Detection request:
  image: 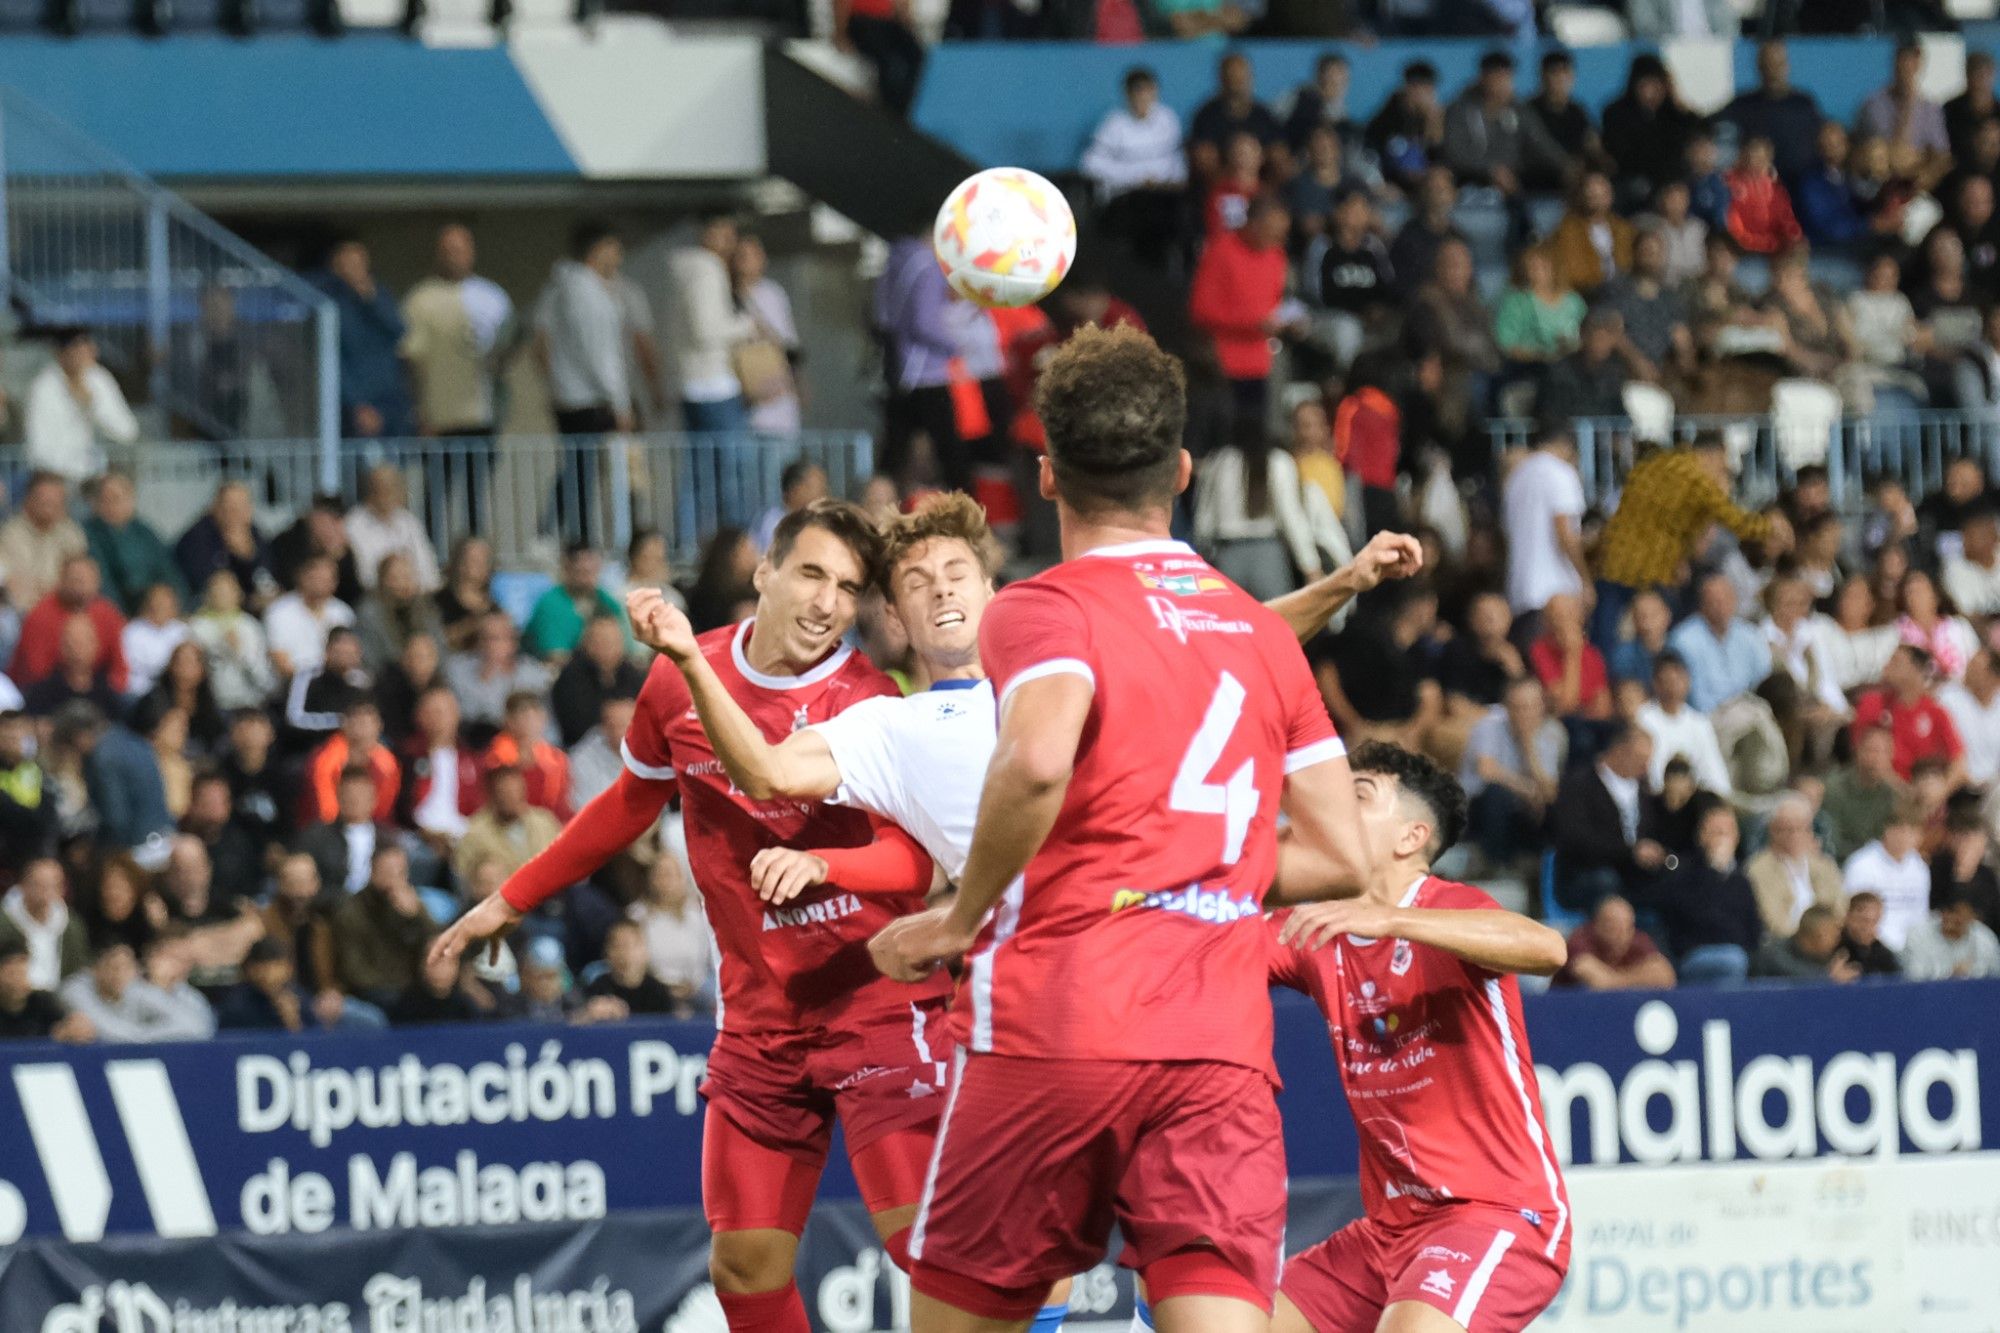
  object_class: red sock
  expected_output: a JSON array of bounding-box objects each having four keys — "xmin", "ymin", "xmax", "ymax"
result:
[{"xmin": 715, "ymin": 1283, "xmax": 810, "ymax": 1332}]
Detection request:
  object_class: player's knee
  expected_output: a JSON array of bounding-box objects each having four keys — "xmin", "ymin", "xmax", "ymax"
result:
[{"xmin": 709, "ymin": 1230, "xmax": 798, "ymax": 1293}]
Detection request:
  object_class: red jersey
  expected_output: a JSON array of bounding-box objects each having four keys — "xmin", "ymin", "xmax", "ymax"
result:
[
  {"xmin": 969, "ymin": 539, "xmax": 1343, "ymax": 1076},
  {"xmin": 1269, "ymin": 876, "xmax": 1570, "ymax": 1260},
  {"xmin": 1850, "ymin": 689, "xmax": 1963, "ymax": 779},
  {"xmin": 624, "ymin": 621, "xmax": 946, "ymax": 1034}
]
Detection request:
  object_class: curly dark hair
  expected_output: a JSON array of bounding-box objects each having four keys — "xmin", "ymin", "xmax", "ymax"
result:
[
  {"xmin": 769, "ymin": 498, "xmax": 886, "ymax": 589},
  {"xmin": 1348, "ymin": 741, "xmax": 1468, "ymax": 862},
  {"xmin": 1033, "ymin": 323, "xmax": 1187, "ymax": 518}
]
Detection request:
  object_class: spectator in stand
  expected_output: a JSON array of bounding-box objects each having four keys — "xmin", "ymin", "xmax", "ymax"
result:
[
  {"xmin": 1493, "ymin": 247, "xmax": 1584, "ymax": 390},
  {"xmin": 315, "ymin": 239, "xmax": 412, "ymax": 440},
  {"xmin": 836, "ymin": 0, "xmax": 923, "ymax": 116},
  {"xmin": 22, "ymin": 615, "xmax": 120, "ymax": 718},
  {"xmin": 356, "ymin": 552, "xmax": 445, "ymax": 676},
  {"xmin": 1851, "ymin": 644, "xmax": 1966, "ymax": 783},
  {"xmin": 1458, "ymin": 673, "xmax": 1563, "ymax": 872},
  {"xmin": 304, "ymin": 700, "xmax": 400, "ymax": 826},
  {"xmin": 1597, "ymin": 232, "xmax": 1694, "ymax": 382},
  {"xmin": 729, "ymin": 236, "xmax": 802, "ymax": 437},
  {"xmin": 1932, "ymin": 804, "xmax": 2000, "ymax": 933},
  {"xmin": 1855, "ymin": 41, "xmax": 1952, "ymax": 193},
  {"xmin": 271, "ymin": 495, "xmax": 364, "ymax": 608},
  {"xmin": 1946, "ymin": 51, "xmax": 1997, "ymax": 161},
  {"xmin": 454, "ymin": 765, "xmax": 561, "ymax": 885},
  {"xmin": 1552, "ymin": 725, "xmax": 1667, "ymax": 910},
  {"xmin": 535, "ymin": 224, "xmax": 658, "ymax": 521},
  {"xmin": 217, "ymin": 937, "xmax": 322, "ymax": 1032},
  {"xmin": 174, "ymin": 482, "xmax": 275, "ymax": 612},
  {"xmin": 1795, "ymin": 122, "xmax": 1874, "ymax": 249},
  {"xmin": 1637, "ymin": 652, "xmax": 1733, "ymax": 795},
  {"xmin": 1188, "ymin": 52, "xmax": 1281, "ymax": 182},
  {"xmin": 1634, "ymin": 802, "xmax": 1764, "ymax": 984},
  {"xmin": 1364, "ymin": 61, "xmax": 1443, "ymax": 195},
  {"xmin": 1751, "ymin": 905, "xmax": 1858, "ymax": 983},
  {"xmin": 1189, "ymin": 196, "xmax": 1297, "ymax": 422},
  {"xmin": 262, "ymin": 554, "xmax": 355, "ymax": 682},
  {"xmin": 221, "ymin": 709, "xmax": 285, "ymax": 853},
  {"xmin": 0, "ymin": 858, "xmax": 90, "ymax": 990},
  {"xmin": 569, "ymin": 694, "xmax": 635, "ymax": 810},
  {"xmin": 1823, "ymin": 724, "xmax": 1904, "ymax": 862},
  {"xmin": 13, "ymin": 554, "xmax": 128, "ymax": 693},
  {"xmin": 873, "ymin": 235, "xmax": 1005, "ymax": 495},
  {"xmin": 1943, "ymin": 117, "xmax": 2000, "ymax": 220},
  {"xmin": 281, "ymin": 625, "xmax": 370, "ymax": 758},
  {"xmin": 0, "ymin": 472, "xmax": 86, "ymax": 611},
  {"xmin": 1285, "ymin": 125, "xmax": 1346, "ymax": 245},
  {"xmin": 0, "ymin": 941, "xmax": 90, "ymax": 1041},
  {"xmin": 346, "ymin": 466, "xmax": 440, "ymax": 595},
  {"xmin": 398, "ymin": 684, "xmax": 482, "ymax": 857},
  {"xmin": 1842, "ymin": 794, "xmax": 1932, "ymax": 950},
  {"xmin": 670, "ymin": 211, "xmax": 754, "ymax": 441},
  {"xmin": 121, "ymin": 584, "xmax": 187, "ymax": 700},
  {"xmin": 1917, "ymin": 457, "xmax": 1992, "ymax": 555},
  {"xmin": 1530, "ymin": 591, "xmax": 1612, "ymax": 727},
  {"xmin": 551, "ymin": 614, "xmax": 647, "ymax": 749},
  {"xmin": 1388, "ymin": 166, "xmax": 1465, "ymax": 299},
  {"xmin": 1623, "ymin": 68, "xmax": 1703, "ymax": 200},
  {"xmin": 83, "ymin": 470, "xmax": 186, "ymax": 617},
  {"xmin": 182, "ymin": 771, "xmax": 262, "ymax": 903},
  {"xmin": 1442, "ymin": 51, "xmax": 1525, "ymax": 203},
  {"xmin": 390, "ymin": 950, "xmax": 487, "ymax": 1027},
  {"xmin": 1724, "ymin": 137, "xmax": 1804, "ymax": 256},
  {"xmin": 433, "ymin": 536, "xmax": 498, "ymax": 653},
  {"xmin": 1194, "ymin": 417, "xmax": 1344, "ymax": 601},
  {"xmin": 150, "ymin": 709, "xmax": 194, "ymax": 821},
  {"xmin": 751, "ymin": 461, "xmax": 828, "ymax": 556},
  {"xmin": 1761, "ymin": 573, "xmax": 1849, "ymax": 762},
  {"xmin": 1838, "ymin": 890, "xmax": 1902, "ymax": 975},
  {"xmin": 1436, "ymin": 591, "xmax": 1527, "ymax": 719},
  {"xmin": 188, "ymin": 572, "xmax": 276, "ymax": 713},
  {"xmin": 331, "ymin": 843, "xmax": 431, "ymax": 1011},
  {"xmin": 400, "ymin": 223, "xmax": 513, "ymax": 445},
  {"xmin": 582, "ymin": 918, "xmax": 680, "ymax": 1020},
  {"xmin": 1667, "ymin": 572, "xmax": 1772, "ymax": 713},
  {"xmin": 685, "ymin": 527, "xmax": 758, "ymax": 634},
  {"xmin": 0, "ymin": 710, "xmax": 56, "ymax": 868},
  {"xmin": 59, "ymin": 940, "xmax": 212, "ymax": 1043},
  {"xmin": 629, "ymin": 852, "xmax": 714, "ymax": 1013},
  {"xmin": 1548, "ymin": 169, "xmax": 1635, "ymax": 297},
  {"xmin": 1592, "ymin": 438, "xmax": 1786, "ymax": 652},
  {"xmin": 606, "ymin": 528, "xmax": 683, "ymax": 627},
  {"xmin": 1722, "ymin": 41, "xmax": 1825, "ymax": 185},
  {"xmin": 1081, "ymin": 68, "xmax": 1187, "ymax": 270},
  {"xmin": 24, "ymin": 328, "xmax": 138, "ymax": 484},
  {"xmin": 1551, "ymin": 894, "xmax": 1676, "ymax": 989},
  {"xmin": 1502, "ymin": 427, "xmax": 1588, "ymax": 632},
  {"xmin": 1747, "ymin": 791, "xmax": 1846, "ymax": 938},
  {"xmin": 502, "ymin": 935, "xmax": 578, "ymax": 1024},
  {"xmin": 1521, "ymin": 50, "xmax": 1596, "ymax": 193},
  {"xmin": 484, "ymin": 692, "xmax": 570, "ymax": 819},
  {"xmin": 1283, "ymin": 53, "xmax": 1355, "ymax": 155},
  {"xmin": 524, "ymin": 543, "xmax": 623, "ymax": 663},
  {"xmin": 1940, "ymin": 648, "xmax": 2000, "ymax": 786},
  {"xmin": 1942, "ymin": 506, "xmax": 2000, "ymax": 616},
  {"xmin": 1310, "ymin": 582, "xmax": 1442, "ymax": 755},
  {"xmin": 1848, "ymin": 254, "xmax": 1927, "ymax": 407},
  {"xmin": 1301, "ymin": 188, "xmax": 1396, "ymax": 369},
  {"xmin": 376, "ymin": 631, "xmax": 442, "ymax": 750},
  {"xmin": 1205, "ymin": 133, "xmax": 1264, "ymax": 241},
  {"xmin": 81, "ymin": 856, "xmax": 163, "ymax": 960},
  {"xmin": 1945, "ymin": 177, "xmax": 2000, "ymax": 299},
  {"xmin": 1894, "ymin": 569, "xmax": 1979, "ymax": 684},
  {"xmin": 1540, "ymin": 309, "xmax": 1654, "ymax": 423},
  {"xmin": 1406, "ymin": 238, "xmax": 1500, "ymax": 405},
  {"xmin": 1331, "ymin": 358, "xmax": 1404, "ymax": 537},
  {"xmin": 293, "ymin": 766, "xmax": 396, "ymax": 897},
  {"xmin": 1900, "ymin": 889, "xmax": 2000, "ymax": 979}
]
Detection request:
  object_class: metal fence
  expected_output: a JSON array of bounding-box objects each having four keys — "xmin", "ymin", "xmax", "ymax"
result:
[
  {"xmin": 1486, "ymin": 411, "xmax": 2000, "ymax": 512},
  {"xmin": 0, "ymin": 89, "xmax": 337, "ymax": 455},
  {"xmin": 25, "ymin": 430, "xmax": 875, "ymax": 570}
]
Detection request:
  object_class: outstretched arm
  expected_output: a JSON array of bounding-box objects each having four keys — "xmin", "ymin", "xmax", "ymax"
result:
[
  {"xmin": 1279, "ymin": 898, "xmax": 1568, "ymax": 976},
  {"xmin": 1269, "ymin": 753, "xmax": 1373, "ymax": 905},
  {"xmin": 626, "ymin": 587, "xmax": 842, "ymax": 801},
  {"xmin": 1264, "ymin": 531, "xmax": 1424, "ymax": 643},
  {"xmin": 749, "ymin": 819, "xmax": 940, "ymax": 904}
]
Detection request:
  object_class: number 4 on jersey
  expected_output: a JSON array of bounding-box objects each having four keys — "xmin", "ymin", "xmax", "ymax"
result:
[{"xmin": 1170, "ymin": 671, "xmax": 1260, "ymax": 865}]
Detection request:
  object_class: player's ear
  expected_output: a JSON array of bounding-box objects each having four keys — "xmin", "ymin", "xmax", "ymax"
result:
[
  {"xmin": 752, "ymin": 560, "xmax": 770, "ymax": 595},
  {"xmin": 882, "ymin": 594, "xmax": 909, "ymax": 639},
  {"xmin": 1399, "ymin": 820, "xmax": 1431, "ymax": 860},
  {"xmin": 1174, "ymin": 448, "xmax": 1193, "ymax": 497},
  {"xmin": 1038, "ymin": 454, "xmax": 1058, "ymax": 502}
]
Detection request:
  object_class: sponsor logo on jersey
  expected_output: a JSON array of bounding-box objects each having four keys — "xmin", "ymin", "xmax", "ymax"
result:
[
  {"xmin": 1135, "ymin": 570, "xmax": 1228, "ymax": 597},
  {"xmin": 1146, "ymin": 596, "xmax": 1254, "ymax": 645},
  {"xmin": 1109, "ymin": 884, "xmax": 1261, "ymax": 924},
  {"xmin": 763, "ymin": 893, "xmax": 865, "ymax": 931},
  {"xmin": 1419, "ymin": 1269, "xmax": 1456, "ymax": 1299},
  {"xmin": 1418, "ymin": 1245, "xmax": 1472, "ymax": 1264}
]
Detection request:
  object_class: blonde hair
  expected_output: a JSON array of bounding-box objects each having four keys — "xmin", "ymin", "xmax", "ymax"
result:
[{"xmin": 877, "ymin": 492, "xmax": 1002, "ymax": 593}]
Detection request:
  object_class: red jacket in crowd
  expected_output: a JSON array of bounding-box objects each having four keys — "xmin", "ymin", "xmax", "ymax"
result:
[
  {"xmin": 1334, "ymin": 386, "xmax": 1401, "ymax": 490},
  {"xmin": 1725, "ymin": 167, "xmax": 1803, "ymax": 255},
  {"xmin": 13, "ymin": 594, "xmax": 128, "ymax": 693},
  {"xmin": 484, "ymin": 733, "xmax": 572, "ymax": 820},
  {"xmin": 1189, "ymin": 227, "xmax": 1287, "ymax": 381}
]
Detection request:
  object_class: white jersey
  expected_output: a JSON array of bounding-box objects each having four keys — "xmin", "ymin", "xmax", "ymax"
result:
[{"xmin": 805, "ymin": 678, "xmax": 995, "ymax": 881}]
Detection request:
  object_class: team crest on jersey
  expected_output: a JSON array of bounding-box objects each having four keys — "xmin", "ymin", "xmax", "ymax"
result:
[
  {"xmin": 1391, "ymin": 939, "xmax": 1414, "ymax": 976},
  {"xmin": 1420, "ymin": 1271, "xmax": 1456, "ymax": 1299},
  {"xmin": 791, "ymin": 705, "xmax": 810, "ymax": 733},
  {"xmin": 1135, "ymin": 570, "xmax": 1228, "ymax": 597}
]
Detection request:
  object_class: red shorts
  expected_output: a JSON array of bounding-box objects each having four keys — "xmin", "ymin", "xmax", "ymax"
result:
[
  {"xmin": 910, "ymin": 1053, "xmax": 1286, "ymax": 1306},
  {"xmin": 1282, "ymin": 1204, "xmax": 1569, "ymax": 1333}
]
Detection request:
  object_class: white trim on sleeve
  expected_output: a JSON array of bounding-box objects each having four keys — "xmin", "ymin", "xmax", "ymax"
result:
[
  {"xmin": 620, "ymin": 738, "xmax": 677, "ymax": 782},
  {"xmin": 995, "ymin": 658, "xmax": 1096, "ymax": 711},
  {"xmin": 1284, "ymin": 735, "xmax": 1348, "ymax": 774}
]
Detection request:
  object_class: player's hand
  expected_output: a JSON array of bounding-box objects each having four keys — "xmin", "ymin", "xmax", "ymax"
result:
[
  {"xmin": 868, "ymin": 907, "xmax": 975, "ymax": 984},
  {"xmin": 626, "ymin": 587, "xmax": 699, "ymax": 664},
  {"xmin": 749, "ymin": 848, "xmax": 829, "ymax": 905},
  {"xmin": 1278, "ymin": 899, "xmax": 1395, "ymax": 951},
  {"xmin": 428, "ymin": 893, "xmax": 524, "ymax": 970},
  {"xmin": 1349, "ymin": 532, "xmax": 1424, "ymax": 593}
]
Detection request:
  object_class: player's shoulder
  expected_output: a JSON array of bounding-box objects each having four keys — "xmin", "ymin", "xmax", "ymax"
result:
[
  {"xmin": 830, "ymin": 648, "xmax": 901, "ymax": 701},
  {"xmin": 1416, "ymin": 876, "xmax": 1501, "ymax": 913}
]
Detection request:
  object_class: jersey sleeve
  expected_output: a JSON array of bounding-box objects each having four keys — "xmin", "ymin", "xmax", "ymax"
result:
[
  {"xmin": 808, "ymin": 694, "xmax": 907, "ymax": 819},
  {"xmin": 1273, "ymin": 631, "xmax": 1343, "ymax": 774},
  {"xmin": 978, "ymin": 580, "xmax": 1096, "ymax": 711},
  {"xmin": 1264, "ymin": 913, "xmax": 1317, "ymax": 996},
  {"xmin": 623, "ymin": 657, "xmax": 687, "ymax": 782}
]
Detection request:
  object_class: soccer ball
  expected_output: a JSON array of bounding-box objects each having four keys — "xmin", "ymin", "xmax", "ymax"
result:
[{"xmin": 933, "ymin": 167, "xmax": 1077, "ymax": 310}]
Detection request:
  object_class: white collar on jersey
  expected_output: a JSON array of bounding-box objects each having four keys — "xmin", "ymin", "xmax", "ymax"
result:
[
  {"xmin": 1078, "ymin": 538, "xmax": 1195, "ymax": 560},
  {"xmin": 730, "ymin": 619, "xmax": 855, "ymax": 691}
]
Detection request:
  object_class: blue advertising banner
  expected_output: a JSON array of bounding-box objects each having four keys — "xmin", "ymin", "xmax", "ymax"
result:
[{"xmin": 0, "ymin": 980, "xmax": 1991, "ymax": 1245}]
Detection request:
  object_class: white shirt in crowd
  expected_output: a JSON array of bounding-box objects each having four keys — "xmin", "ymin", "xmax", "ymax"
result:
[
  {"xmin": 1939, "ymin": 681, "xmax": 2000, "ymax": 786},
  {"xmin": 739, "ymin": 276, "xmax": 802, "ymax": 435},
  {"xmin": 630, "ymin": 895, "xmax": 717, "ymax": 995},
  {"xmin": 263, "ymin": 593, "xmax": 356, "ymax": 675},
  {"xmin": 1761, "ymin": 615, "xmax": 1850, "ymax": 716},
  {"xmin": 535, "ymin": 259, "xmax": 653, "ymax": 417},
  {"xmin": 1899, "ymin": 913, "xmax": 2000, "ymax": 980},
  {"xmin": 1597, "ymin": 762, "xmax": 1642, "ymax": 845},
  {"xmin": 343, "ymin": 822, "xmax": 377, "ymax": 895},
  {"xmin": 25, "ymin": 363, "xmax": 139, "ymax": 482},
  {"xmin": 1841, "ymin": 841, "xmax": 1932, "ymax": 950},
  {"xmin": 347, "ymin": 506, "xmax": 442, "ymax": 592},
  {"xmin": 2, "ymin": 886, "xmax": 71, "ymax": 990},
  {"xmin": 412, "ymin": 747, "xmax": 468, "ymax": 840},
  {"xmin": 122, "ymin": 618, "xmax": 189, "ymax": 698},
  {"xmin": 1635, "ymin": 699, "xmax": 1734, "ymax": 795},
  {"xmin": 1193, "ymin": 448, "xmax": 1350, "ymax": 582},
  {"xmin": 667, "ymin": 245, "xmax": 755, "ymax": 405},
  {"xmin": 1080, "ymin": 103, "xmax": 1188, "ymax": 199},
  {"xmin": 1943, "ymin": 553, "xmax": 2000, "ymax": 617},
  {"xmin": 1503, "ymin": 448, "xmax": 1586, "ymax": 615},
  {"xmin": 1816, "ymin": 613, "xmax": 1900, "ymax": 693},
  {"xmin": 58, "ymin": 972, "xmax": 214, "ymax": 1043}
]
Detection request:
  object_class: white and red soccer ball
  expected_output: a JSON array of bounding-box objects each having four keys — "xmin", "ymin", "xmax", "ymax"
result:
[{"xmin": 932, "ymin": 167, "xmax": 1077, "ymax": 310}]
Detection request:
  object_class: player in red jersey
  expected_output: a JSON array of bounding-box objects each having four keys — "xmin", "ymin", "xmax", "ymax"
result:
[
  {"xmin": 1269, "ymin": 742, "xmax": 1572, "ymax": 1333},
  {"xmin": 430, "ymin": 500, "xmax": 948, "ymax": 1333},
  {"xmin": 869, "ymin": 325, "xmax": 1377, "ymax": 1333}
]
